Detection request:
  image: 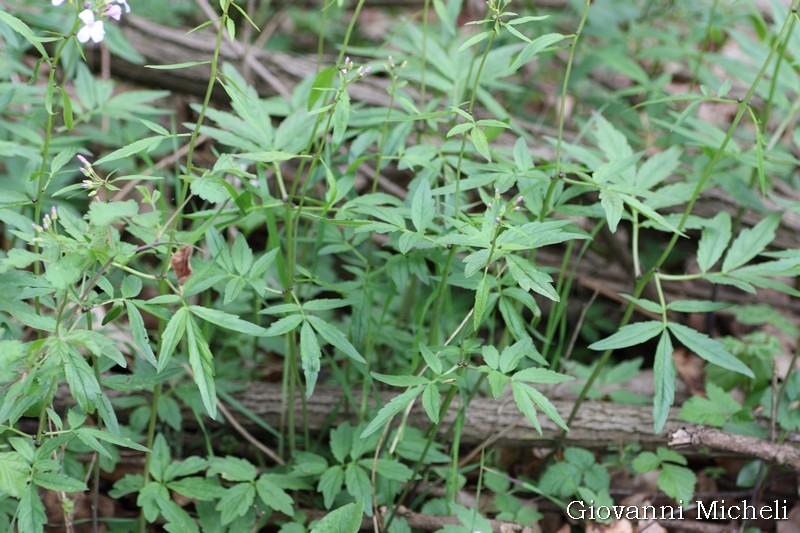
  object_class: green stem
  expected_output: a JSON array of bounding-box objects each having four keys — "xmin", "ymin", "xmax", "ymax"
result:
[
  {"xmin": 540, "ymin": 0, "xmax": 591, "ymax": 220},
  {"xmin": 180, "ymin": 0, "xmax": 233, "ymax": 213}
]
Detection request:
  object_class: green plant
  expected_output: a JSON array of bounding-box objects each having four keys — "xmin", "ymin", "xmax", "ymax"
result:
[{"xmin": 1, "ymin": 0, "xmax": 799, "ymax": 530}]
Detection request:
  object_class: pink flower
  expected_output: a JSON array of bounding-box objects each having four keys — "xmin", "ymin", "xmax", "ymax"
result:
[
  {"xmin": 107, "ymin": 4, "xmax": 122, "ymax": 20},
  {"xmin": 77, "ymin": 9, "xmax": 105, "ymax": 44},
  {"xmin": 52, "ymin": 0, "xmax": 65, "ymax": 5},
  {"xmin": 117, "ymin": 0, "xmax": 131, "ymax": 13}
]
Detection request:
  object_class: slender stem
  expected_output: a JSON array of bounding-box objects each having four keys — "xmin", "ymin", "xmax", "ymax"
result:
[
  {"xmin": 540, "ymin": 0, "xmax": 591, "ymax": 220},
  {"xmin": 181, "ymin": 0, "xmax": 233, "ymax": 211}
]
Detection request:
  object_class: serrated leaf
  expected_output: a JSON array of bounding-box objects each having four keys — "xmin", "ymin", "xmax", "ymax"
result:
[
  {"xmin": 666, "ymin": 300, "xmax": 731, "ymax": 313},
  {"xmin": 94, "ymin": 136, "xmax": 165, "ymax": 166},
  {"xmin": 256, "ymin": 475, "xmax": 294, "ymax": 516},
  {"xmin": 589, "ymin": 321, "xmax": 664, "ymax": 351},
  {"xmin": 505, "ymin": 255, "xmax": 559, "ymax": 301},
  {"xmin": 344, "ymin": 463, "xmax": 372, "ymax": 514},
  {"xmin": 697, "ymin": 212, "xmax": 731, "ymax": 272},
  {"xmin": 512, "ymin": 368, "xmax": 573, "ymax": 384},
  {"xmin": 667, "ymin": 322, "xmax": 754, "ymax": 377},
  {"xmin": 482, "ymin": 345, "xmax": 500, "ymax": 370},
  {"xmin": 157, "ymin": 307, "xmax": 189, "ymax": 372},
  {"xmin": 411, "ymin": 177, "xmax": 435, "ymax": 232},
  {"xmin": 722, "ymin": 213, "xmax": 780, "ymax": 272},
  {"xmin": 658, "ymin": 463, "xmax": 696, "ymax": 503},
  {"xmin": 0, "ymin": 452, "xmax": 29, "ymax": 498},
  {"xmin": 126, "ymin": 302, "xmax": 157, "ymax": 367},
  {"xmin": 310, "ymin": 499, "xmax": 363, "ymax": 533},
  {"xmin": 370, "ymin": 373, "xmax": 428, "ymax": 387},
  {"xmin": 88, "ymin": 200, "xmax": 138, "ymax": 226},
  {"xmin": 216, "ymin": 483, "xmax": 255, "ymax": 525},
  {"xmin": 420, "ymin": 344, "xmax": 442, "ymax": 375},
  {"xmin": 189, "ymin": 305, "xmax": 269, "ymax": 336},
  {"xmin": 32, "ymin": 472, "xmax": 87, "ymax": 493},
  {"xmin": 329, "ymin": 423, "xmax": 353, "ymax": 464},
  {"xmin": 262, "ymin": 313, "xmax": 304, "ymax": 336},
  {"xmin": 300, "ymin": 321, "xmax": 321, "ymax": 397},
  {"xmin": 63, "ymin": 345, "xmax": 101, "ymax": 413},
  {"xmin": 186, "ymin": 318, "xmax": 217, "ymax": 419},
  {"xmin": 473, "ymin": 274, "xmax": 490, "ymax": 330},
  {"xmin": 191, "ymin": 176, "xmax": 229, "ymax": 204},
  {"xmin": 318, "ymin": 466, "xmax": 344, "ymax": 509},
  {"xmin": 208, "ymin": 456, "xmax": 258, "ymax": 482},
  {"xmin": 653, "ymin": 332, "xmax": 675, "ymax": 432},
  {"xmin": 632, "ymin": 451, "xmax": 660, "ymax": 473},
  {"xmin": 511, "ymin": 381, "xmax": 541, "ymax": 434},
  {"xmin": 422, "ymin": 384, "xmax": 440, "ymax": 424},
  {"xmin": 637, "ymin": 146, "xmax": 681, "ymax": 190},
  {"xmin": 471, "ymin": 127, "xmax": 491, "ymax": 161},
  {"xmin": 0, "ymin": 11, "xmax": 48, "ymax": 59},
  {"xmin": 360, "ymin": 386, "xmax": 424, "ymax": 438},
  {"xmin": 525, "ymin": 384, "xmax": 569, "ymax": 431},
  {"xmin": 306, "ymin": 315, "xmax": 365, "ymax": 364}
]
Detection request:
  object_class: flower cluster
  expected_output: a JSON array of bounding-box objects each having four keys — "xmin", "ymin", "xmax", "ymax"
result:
[
  {"xmin": 340, "ymin": 56, "xmax": 372, "ymax": 80},
  {"xmin": 51, "ymin": 0, "xmax": 131, "ymax": 44},
  {"xmin": 32, "ymin": 207, "xmax": 59, "ymax": 234},
  {"xmin": 77, "ymin": 154, "xmax": 103, "ymax": 197}
]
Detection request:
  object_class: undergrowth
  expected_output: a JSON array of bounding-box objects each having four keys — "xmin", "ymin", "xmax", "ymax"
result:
[{"xmin": 0, "ymin": 0, "xmax": 799, "ymax": 531}]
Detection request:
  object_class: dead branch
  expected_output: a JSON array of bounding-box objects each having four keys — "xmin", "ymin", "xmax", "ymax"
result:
[{"xmin": 669, "ymin": 426, "xmax": 800, "ymax": 471}]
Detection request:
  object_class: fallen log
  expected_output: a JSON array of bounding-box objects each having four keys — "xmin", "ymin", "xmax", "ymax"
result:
[{"xmin": 198, "ymin": 382, "xmax": 800, "ymax": 453}]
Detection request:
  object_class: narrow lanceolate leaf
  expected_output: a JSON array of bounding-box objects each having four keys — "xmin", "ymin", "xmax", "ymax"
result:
[
  {"xmin": 263, "ymin": 314, "xmax": 304, "ymax": 336},
  {"xmin": 721, "ymin": 213, "xmax": 780, "ymax": 272},
  {"xmin": 422, "ymin": 384, "xmax": 441, "ymax": 424},
  {"xmin": 653, "ymin": 332, "xmax": 676, "ymax": 432},
  {"xmin": 667, "ymin": 322, "xmax": 754, "ymax": 378},
  {"xmin": 509, "ymin": 33, "xmax": 565, "ymax": 72},
  {"xmin": 525, "ymin": 384, "xmax": 569, "ymax": 432},
  {"xmin": 411, "ymin": 177, "xmax": 435, "ymax": 233},
  {"xmin": 473, "ymin": 274, "xmax": 490, "ymax": 330},
  {"xmin": 157, "ymin": 307, "xmax": 189, "ymax": 373},
  {"xmin": 471, "ymin": 127, "xmax": 491, "ymax": 161},
  {"xmin": 360, "ymin": 386, "xmax": 424, "ymax": 438},
  {"xmin": 63, "ymin": 345, "xmax": 102, "ymax": 413},
  {"xmin": 697, "ymin": 212, "xmax": 731, "ymax": 272},
  {"xmin": 186, "ymin": 317, "xmax": 217, "ymax": 420},
  {"xmin": 126, "ymin": 302, "xmax": 157, "ymax": 367},
  {"xmin": 511, "ymin": 381, "xmax": 541, "ymax": 434},
  {"xmin": 306, "ymin": 315, "xmax": 366, "ymax": 364},
  {"xmin": 300, "ymin": 321, "xmax": 321, "ymax": 398},
  {"xmin": 189, "ymin": 305, "xmax": 270, "ymax": 336},
  {"xmin": 458, "ymin": 30, "xmax": 490, "ymax": 51},
  {"xmin": 589, "ymin": 321, "xmax": 664, "ymax": 351},
  {"xmin": 512, "ymin": 368, "xmax": 574, "ymax": 384},
  {"xmin": 420, "ymin": 344, "xmax": 442, "ymax": 375},
  {"xmin": 0, "ymin": 11, "xmax": 48, "ymax": 59}
]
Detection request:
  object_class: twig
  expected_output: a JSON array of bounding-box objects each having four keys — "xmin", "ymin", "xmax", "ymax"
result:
[{"xmin": 668, "ymin": 426, "xmax": 800, "ymax": 471}]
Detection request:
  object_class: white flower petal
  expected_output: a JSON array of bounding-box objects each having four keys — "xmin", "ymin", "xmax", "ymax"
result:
[
  {"xmin": 76, "ymin": 25, "xmax": 92, "ymax": 43},
  {"xmin": 78, "ymin": 9, "xmax": 95, "ymax": 26},
  {"xmin": 90, "ymin": 21, "xmax": 105, "ymax": 43}
]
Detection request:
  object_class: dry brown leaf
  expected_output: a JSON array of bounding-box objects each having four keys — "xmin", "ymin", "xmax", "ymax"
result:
[{"xmin": 170, "ymin": 245, "xmax": 193, "ymax": 285}]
